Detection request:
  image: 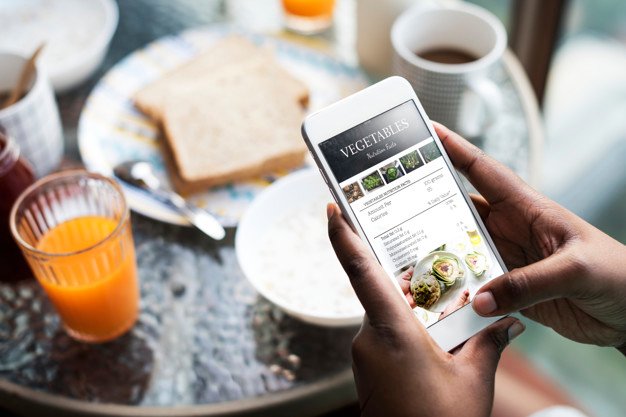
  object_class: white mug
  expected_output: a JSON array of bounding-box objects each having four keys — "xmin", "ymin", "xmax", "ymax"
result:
[
  {"xmin": 391, "ymin": 2, "xmax": 506, "ymax": 137},
  {"xmin": 0, "ymin": 51, "xmax": 63, "ymax": 177}
]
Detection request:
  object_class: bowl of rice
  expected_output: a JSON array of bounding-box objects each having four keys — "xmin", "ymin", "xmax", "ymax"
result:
[{"xmin": 235, "ymin": 169, "xmax": 364, "ymax": 327}]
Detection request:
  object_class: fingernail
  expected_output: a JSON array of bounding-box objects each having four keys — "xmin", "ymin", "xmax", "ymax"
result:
[
  {"xmin": 326, "ymin": 203, "xmax": 335, "ymax": 220},
  {"xmin": 507, "ymin": 321, "xmax": 525, "ymax": 342},
  {"xmin": 472, "ymin": 291, "xmax": 497, "ymax": 315}
]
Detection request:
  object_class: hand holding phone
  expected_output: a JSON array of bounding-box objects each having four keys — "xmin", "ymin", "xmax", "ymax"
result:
[
  {"xmin": 438, "ymin": 123, "xmax": 626, "ymax": 351},
  {"xmin": 326, "ymin": 201, "xmax": 524, "ymax": 417},
  {"xmin": 310, "ymin": 78, "xmax": 626, "ymax": 417},
  {"xmin": 303, "ymin": 76, "xmax": 509, "ymax": 351}
]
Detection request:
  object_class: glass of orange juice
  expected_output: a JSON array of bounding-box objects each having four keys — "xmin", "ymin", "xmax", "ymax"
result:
[
  {"xmin": 281, "ymin": 0, "xmax": 336, "ymax": 34},
  {"xmin": 10, "ymin": 170, "xmax": 139, "ymax": 343}
]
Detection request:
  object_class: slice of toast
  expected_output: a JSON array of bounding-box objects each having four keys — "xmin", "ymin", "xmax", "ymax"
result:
[
  {"xmin": 134, "ymin": 36, "xmax": 309, "ymax": 122},
  {"xmin": 160, "ymin": 81, "xmax": 307, "ymax": 194}
]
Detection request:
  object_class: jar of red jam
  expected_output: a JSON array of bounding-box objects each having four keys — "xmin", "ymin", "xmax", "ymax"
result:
[{"xmin": 0, "ymin": 133, "xmax": 36, "ymax": 282}]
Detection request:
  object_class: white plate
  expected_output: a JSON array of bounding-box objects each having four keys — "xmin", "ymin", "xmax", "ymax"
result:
[
  {"xmin": 412, "ymin": 250, "xmax": 467, "ymax": 314},
  {"xmin": 411, "ymin": 245, "xmax": 494, "ymax": 326},
  {"xmin": 235, "ymin": 169, "xmax": 364, "ymax": 327},
  {"xmin": 78, "ymin": 25, "xmax": 369, "ymax": 227}
]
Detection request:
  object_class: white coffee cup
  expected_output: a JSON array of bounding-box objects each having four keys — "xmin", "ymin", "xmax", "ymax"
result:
[
  {"xmin": 391, "ymin": 2, "xmax": 506, "ymax": 137},
  {"xmin": 0, "ymin": 51, "xmax": 63, "ymax": 177}
]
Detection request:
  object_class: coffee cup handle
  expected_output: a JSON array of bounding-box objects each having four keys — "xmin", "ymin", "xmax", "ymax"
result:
[{"xmin": 466, "ymin": 77, "xmax": 503, "ymax": 134}]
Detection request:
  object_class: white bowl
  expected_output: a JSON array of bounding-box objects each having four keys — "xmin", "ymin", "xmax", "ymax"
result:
[
  {"xmin": 53, "ymin": 0, "xmax": 118, "ymax": 92},
  {"xmin": 0, "ymin": 0, "xmax": 118, "ymax": 93},
  {"xmin": 235, "ymin": 169, "xmax": 364, "ymax": 327}
]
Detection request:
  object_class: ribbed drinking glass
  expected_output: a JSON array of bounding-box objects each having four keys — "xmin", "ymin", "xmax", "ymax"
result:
[{"xmin": 10, "ymin": 170, "xmax": 139, "ymax": 343}]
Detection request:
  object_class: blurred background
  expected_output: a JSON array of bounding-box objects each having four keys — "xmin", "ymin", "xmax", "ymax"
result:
[{"xmin": 471, "ymin": 1, "xmax": 626, "ymax": 416}]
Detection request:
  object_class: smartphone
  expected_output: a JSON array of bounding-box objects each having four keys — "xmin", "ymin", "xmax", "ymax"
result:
[{"xmin": 301, "ymin": 76, "xmax": 506, "ymax": 351}]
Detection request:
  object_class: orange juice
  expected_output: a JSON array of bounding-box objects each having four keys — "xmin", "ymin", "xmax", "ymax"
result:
[
  {"xmin": 281, "ymin": 0, "xmax": 335, "ymax": 33},
  {"xmin": 33, "ymin": 216, "xmax": 138, "ymax": 343},
  {"xmin": 282, "ymin": 0, "xmax": 335, "ymax": 17}
]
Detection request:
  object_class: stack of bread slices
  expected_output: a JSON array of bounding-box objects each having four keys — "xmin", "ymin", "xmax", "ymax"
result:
[{"xmin": 134, "ymin": 36, "xmax": 309, "ymax": 194}]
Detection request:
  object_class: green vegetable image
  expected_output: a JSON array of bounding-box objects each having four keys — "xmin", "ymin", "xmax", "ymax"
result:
[
  {"xmin": 432, "ymin": 256, "xmax": 463, "ymax": 287},
  {"xmin": 386, "ymin": 167, "xmax": 398, "ymax": 181},
  {"xmin": 399, "ymin": 151, "xmax": 421, "ymax": 172},
  {"xmin": 362, "ymin": 172, "xmax": 383, "ymax": 191},
  {"xmin": 419, "ymin": 141, "xmax": 442, "ymax": 163},
  {"xmin": 410, "ymin": 273, "xmax": 441, "ymax": 309},
  {"xmin": 465, "ymin": 251, "xmax": 488, "ymax": 277}
]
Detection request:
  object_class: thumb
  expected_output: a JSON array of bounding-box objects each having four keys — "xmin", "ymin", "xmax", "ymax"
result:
[
  {"xmin": 326, "ymin": 203, "xmax": 416, "ymax": 327},
  {"xmin": 472, "ymin": 253, "xmax": 581, "ymax": 316},
  {"xmin": 458, "ymin": 317, "xmax": 525, "ymax": 378}
]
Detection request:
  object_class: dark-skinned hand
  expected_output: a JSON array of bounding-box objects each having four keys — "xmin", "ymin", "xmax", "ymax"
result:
[
  {"xmin": 327, "ymin": 202, "xmax": 524, "ymax": 417},
  {"xmin": 434, "ymin": 122, "xmax": 626, "ymax": 352}
]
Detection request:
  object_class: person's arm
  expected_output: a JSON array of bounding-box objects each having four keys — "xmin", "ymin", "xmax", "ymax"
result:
[
  {"xmin": 434, "ymin": 122, "xmax": 626, "ymax": 352},
  {"xmin": 327, "ymin": 203, "xmax": 524, "ymax": 417}
]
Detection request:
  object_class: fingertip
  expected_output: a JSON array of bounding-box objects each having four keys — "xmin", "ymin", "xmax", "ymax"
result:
[
  {"xmin": 326, "ymin": 202, "xmax": 336, "ymax": 220},
  {"xmin": 432, "ymin": 122, "xmax": 458, "ymax": 140},
  {"xmin": 472, "ymin": 291, "xmax": 498, "ymax": 316},
  {"xmin": 507, "ymin": 319, "xmax": 525, "ymax": 342},
  {"xmin": 432, "ymin": 121, "xmax": 447, "ymax": 137}
]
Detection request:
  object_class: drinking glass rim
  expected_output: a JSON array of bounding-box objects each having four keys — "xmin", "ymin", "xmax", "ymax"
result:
[{"xmin": 9, "ymin": 170, "xmax": 130, "ymax": 258}]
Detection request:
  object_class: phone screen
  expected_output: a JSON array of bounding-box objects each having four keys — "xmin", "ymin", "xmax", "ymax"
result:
[{"xmin": 318, "ymin": 100, "xmax": 505, "ymax": 326}]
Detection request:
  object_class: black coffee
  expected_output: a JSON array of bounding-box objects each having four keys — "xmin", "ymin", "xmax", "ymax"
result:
[{"xmin": 417, "ymin": 48, "xmax": 478, "ymax": 64}]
